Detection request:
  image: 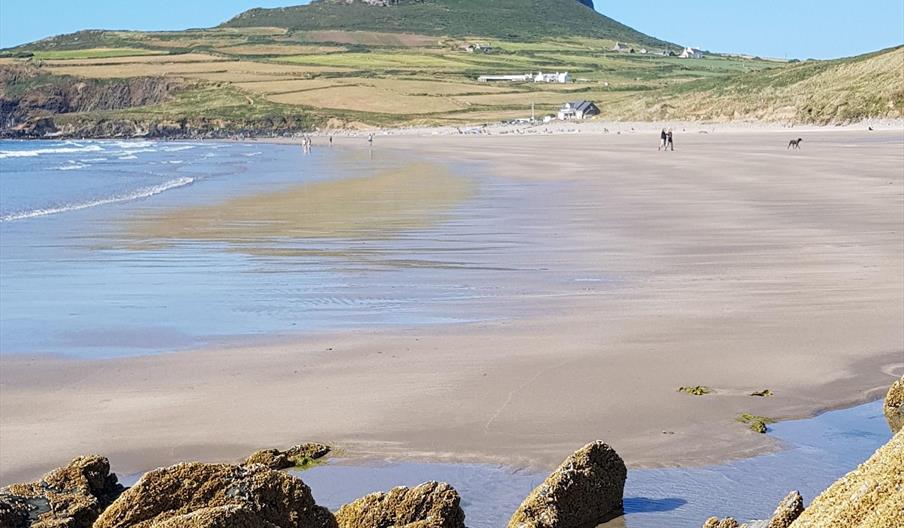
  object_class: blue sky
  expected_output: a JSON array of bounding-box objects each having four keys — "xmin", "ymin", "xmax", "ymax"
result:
[{"xmin": 1, "ymin": 0, "xmax": 902, "ymax": 59}]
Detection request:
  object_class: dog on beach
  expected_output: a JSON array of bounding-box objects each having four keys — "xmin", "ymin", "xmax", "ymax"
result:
[{"xmin": 788, "ymin": 138, "xmax": 803, "ymax": 149}]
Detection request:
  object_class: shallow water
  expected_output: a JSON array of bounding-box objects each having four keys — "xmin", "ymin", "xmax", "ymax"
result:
[
  {"xmin": 296, "ymin": 400, "xmax": 891, "ymax": 528},
  {"xmin": 1, "ymin": 140, "xmax": 603, "ymax": 357}
]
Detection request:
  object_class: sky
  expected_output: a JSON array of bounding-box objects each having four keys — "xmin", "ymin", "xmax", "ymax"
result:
[{"xmin": 1, "ymin": 0, "xmax": 902, "ymax": 59}]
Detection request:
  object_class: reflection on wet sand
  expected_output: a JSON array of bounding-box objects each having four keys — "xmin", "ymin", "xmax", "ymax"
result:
[{"xmin": 125, "ymin": 163, "xmax": 474, "ymax": 250}]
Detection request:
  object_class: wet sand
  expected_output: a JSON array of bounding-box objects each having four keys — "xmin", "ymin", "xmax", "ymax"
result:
[{"xmin": 2, "ymin": 130, "xmax": 903, "ymax": 484}]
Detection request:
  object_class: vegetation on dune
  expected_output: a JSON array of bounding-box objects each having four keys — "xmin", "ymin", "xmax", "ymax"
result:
[
  {"xmin": 611, "ymin": 45, "xmax": 904, "ymax": 123},
  {"xmin": 222, "ymin": 0, "xmax": 674, "ymax": 47}
]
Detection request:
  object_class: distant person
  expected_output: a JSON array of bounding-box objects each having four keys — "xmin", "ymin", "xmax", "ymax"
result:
[
  {"xmin": 329, "ymin": 135, "xmax": 333, "ymax": 147},
  {"xmin": 368, "ymin": 133, "xmax": 374, "ymax": 147},
  {"xmin": 667, "ymin": 128, "xmax": 674, "ymax": 151},
  {"xmin": 659, "ymin": 128, "xmax": 667, "ymax": 151}
]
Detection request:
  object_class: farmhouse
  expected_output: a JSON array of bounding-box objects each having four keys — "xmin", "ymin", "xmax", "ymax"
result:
[
  {"xmin": 534, "ymin": 71, "xmax": 571, "ymax": 83},
  {"xmin": 557, "ymin": 101, "xmax": 601, "ymax": 120},
  {"xmin": 679, "ymin": 47, "xmax": 704, "ymax": 59}
]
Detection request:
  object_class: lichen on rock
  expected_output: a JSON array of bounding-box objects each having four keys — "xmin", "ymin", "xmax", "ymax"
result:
[
  {"xmin": 0, "ymin": 455, "xmax": 124, "ymax": 528},
  {"xmin": 243, "ymin": 443, "xmax": 331, "ymax": 470},
  {"xmin": 508, "ymin": 440, "xmax": 627, "ymax": 528},
  {"xmin": 788, "ymin": 429, "xmax": 904, "ymax": 528},
  {"xmin": 883, "ymin": 376, "xmax": 904, "ymax": 434},
  {"xmin": 335, "ymin": 481, "xmax": 465, "ymax": 528},
  {"xmin": 93, "ymin": 462, "xmax": 336, "ymax": 528}
]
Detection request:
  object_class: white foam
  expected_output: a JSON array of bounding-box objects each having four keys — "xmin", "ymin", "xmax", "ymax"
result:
[
  {"xmin": 118, "ymin": 155, "xmax": 138, "ymax": 160},
  {"xmin": 0, "ymin": 177, "xmax": 195, "ymax": 223},
  {"xmin": 0, "ymin": 144, "xmax": 104, "ymax": 159},
  {"xmin": 57, "ymin": 163, "xmax": 89, "ymax": 171},
  {"xmin": 162, "ymin": 145, "xmax": 196, "ymax": 152}
]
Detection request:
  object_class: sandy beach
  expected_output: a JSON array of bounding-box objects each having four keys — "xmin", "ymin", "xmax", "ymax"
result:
[{"xmin": 2, "ymin": 128, "xmax": 902, "ymax": 485}]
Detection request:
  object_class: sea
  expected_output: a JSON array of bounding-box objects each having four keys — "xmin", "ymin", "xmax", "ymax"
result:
[{"xmin": 0, "ymin": 138, "xmax": 594, "ymax": 357}]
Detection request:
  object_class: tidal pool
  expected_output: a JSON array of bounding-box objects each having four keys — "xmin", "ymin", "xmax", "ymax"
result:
[{"xmin": 297, "ymin": 400, "xmax": 891, "ymax": 528}]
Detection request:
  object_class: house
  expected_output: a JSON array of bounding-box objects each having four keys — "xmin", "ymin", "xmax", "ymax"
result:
[
  {"xmin": 679, "ymin": 47, "xmax": 704, "ymax": 59},
  {"xmin": 610, "ymin": 42, "xmax": 630, "ymax": 53},
  {"xmin": 534, "ymin": 71, "xmax": 571, "ymax": 83},
  {"xmin": 478, "ymin": 74, "xmax": 532, "ymax": 82},
  {"xmin": 557, "ymin": 101, "xmax": 601, "ymax": 120}
]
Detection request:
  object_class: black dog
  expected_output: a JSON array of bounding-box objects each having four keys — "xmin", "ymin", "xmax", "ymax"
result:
[{"xmin": 788, "ymin": 138, "xmax": 803, "ymax": 149}]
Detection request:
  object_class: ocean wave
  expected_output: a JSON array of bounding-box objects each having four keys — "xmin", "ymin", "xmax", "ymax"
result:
[
  {"xmin": 0, "ymin": 144, "xmax": 104, "ymax": 159},
  {"xmin": 57, "ymin": 163, "xmax": 89, "ymax": 171},
  {"xmin": 113, "ymin": 140, "xmax": 157, "ymax": 149},
  {"xmin": 118, "ymin": 155, "xmax": 138, "ymax": 160},
  {"xmin": 0, "ymin": 177, "xmax": 194, "ymax": 223},
  {"xmin": 162, "ymin": 145, "xmax": 196, "ymax": 152}
]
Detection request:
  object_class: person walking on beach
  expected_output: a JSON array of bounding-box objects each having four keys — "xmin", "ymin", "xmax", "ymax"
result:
[
  {"xmin": 329, "ymin": 135, "xmax": 333, "ymax": 147},
  {"xmin": 666, "ymin": 128, "xmax": 675, "ymax": 151},
  {"xmin": 659, "ymin": 128, "xmax": 667, "ymax": 151},
  {"xmin": 368, "ymin": 133, "xmax": 374, "ymax": 147}
]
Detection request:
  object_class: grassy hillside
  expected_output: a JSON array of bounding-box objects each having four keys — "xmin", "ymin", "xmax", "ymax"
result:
[
  {"xmin": 223, "ymin": 0, "xmax": 673, "ymax": 48},
  {"xmin": 610, "ymin": 46, "xmax": 904, "ymax": 124},
  {"xmin": 1, "ymin": 1, "xmax": 899, "ymax": 136}
]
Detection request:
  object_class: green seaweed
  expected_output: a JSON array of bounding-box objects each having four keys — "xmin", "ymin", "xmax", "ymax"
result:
[
  {"xmin": 678, "ymin": 385, "xmax": 713, "ymax": 396},
  {"xmin": 737, "ymin": 413, "xmax": 776, "ymax": 433}
]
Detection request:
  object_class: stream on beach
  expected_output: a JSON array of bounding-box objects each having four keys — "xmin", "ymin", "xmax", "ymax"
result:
[{"xmin": 296, "ymin": 400, "xmax": 890, "ymax": 528}]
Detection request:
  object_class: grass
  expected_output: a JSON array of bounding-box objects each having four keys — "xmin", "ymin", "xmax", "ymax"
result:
[
  {"xmin": 737, "ymin": 413, "xmax": 776, "ymax": 434},
  {"xmin": 222, "ymin": 0, "xmax": 674, "ymax": 47},
  {"xmin": 29, "ymin": 48, "xmax": 166, "ymax": 60}
]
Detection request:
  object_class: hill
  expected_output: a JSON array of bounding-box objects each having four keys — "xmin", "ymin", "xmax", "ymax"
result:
[
  {"xmin": 610, "ymin": 45, "xmax": 904, "ymax": 124},
  {"xmin": 222, "ymin": 0, "xmax": 669, "ymax": 47}
]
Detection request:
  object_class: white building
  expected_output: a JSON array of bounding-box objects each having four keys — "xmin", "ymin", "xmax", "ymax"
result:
[
  {"xmin": 679, "ymin": 47, "xmax": 704, "ymax": 59},
  {"xmin": 478, "ymin": 74, "xmax": 533, "ymax": 82},
  {"xmin": 610, "ymin": 42, "xmax": 630, "ymax": 53},
  {"xmin": 557, "ymin": 101, "xmax": 601, "ymax": 120},
  {"xmin": 534, "ymin": 71, "xmax": 571, "ymax": 83}
]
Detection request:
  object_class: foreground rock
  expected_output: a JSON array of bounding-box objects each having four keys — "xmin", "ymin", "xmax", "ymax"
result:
[
  {"xmin": 0, "ymin": 455, "xmax": 124, "ymax": 528},
  {"xmin": 883, "ymin": 375, "xmax": 904, "ymax": 434},
  {"xmin": 243, "ymin": 443, "xmax": 331, "ymax": 470},
  {"xmin": 335, "ymin": 481, "xmax": 465, "ymax": 528},
  {"xmin": 788, "ymin": 429, "xmax": 904, "ymax": 528},
  {"xmin": 508, "ymin": 441, "xmax": 627, "ymax": 528},
  {"xmin": 94, "ymin": 462, "xmax": 336, "ymax": 528},
  {"xmin": 766, "ymin": 491, "xmax": 804, "ymax": 528}
]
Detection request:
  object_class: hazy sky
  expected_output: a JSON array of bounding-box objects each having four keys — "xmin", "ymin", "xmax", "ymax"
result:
[{"xmin": 1, "ymin": 0, "xmax": 902, "ymax": 59}]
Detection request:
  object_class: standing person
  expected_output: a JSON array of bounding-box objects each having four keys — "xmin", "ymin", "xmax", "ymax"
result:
[
  {"xmin": 368, "ymin": 133, "xmax": 374, "ymax": 147},
  {"xmin": 667, "ymin": 128, "xmax": 674, "ymax": 151},
  {"xmin": 659, "ymin": 128, "xmax": 667, "ymax": 151},
  {"xmin": 329, "ymin": 135, "xmax": 333, "ymax": 147}
]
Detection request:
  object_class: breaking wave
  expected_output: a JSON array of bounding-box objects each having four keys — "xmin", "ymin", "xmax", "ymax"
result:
[{"xmin": 0, "ymin": 177, "xmax": 194, "ymax": 222}]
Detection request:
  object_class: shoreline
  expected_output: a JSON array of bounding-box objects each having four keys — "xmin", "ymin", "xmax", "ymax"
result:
[{"xmin": 2, "ymin": 129, "xmax": 903, "ymax": 485}]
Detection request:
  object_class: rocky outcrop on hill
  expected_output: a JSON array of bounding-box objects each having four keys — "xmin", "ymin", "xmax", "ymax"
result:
[
  {"xmin": 787, "ymin": 429, "xmax": 904, "ymax": 528},
  {"xmin": 508, "ymin": 441, "xmax": 627, "ymax": 528},
  {"xmin": 335, "ymin": 481, "xmax": 466, "ymax": 528},
  {"xmin": 0, "ymin": 65, "xmax": 179, "ymax": 134},
  {"xmin": 93, "ymin": 462, "xmax": 336, "ymax": 528},
  {"xmin": 0, "ymin": 455, "xmax": 124, "ymax": 528},
  {"xmin": 884, "ymin": 376, "xmax": 904, "ymax": 434},
  {"xmin": 243, "ymin": 443, "xmax": 331, "ymax": 470}
]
